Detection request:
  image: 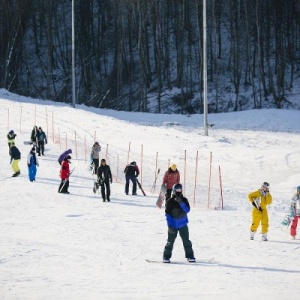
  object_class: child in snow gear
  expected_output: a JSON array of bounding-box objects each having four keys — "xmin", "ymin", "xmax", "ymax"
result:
[
  {"xmin": 124, "ymin": 161, "xmax": 139, "ymax": 195},
  {"xmin": 162, "ymin": 164, "xmax": 180, "ymax": 201},
  {"xmin": 163, "ymin": 183, "xmax": 195, "ymax": 263},
  {"xmin": 96, "ymin": 159, "xmax": 113, "ymax": 202},
  {"xmin": 27, "ymin": 147, "xmax": 39, "ymax": 182},
  {"xmin": 9, "ymin": 143, "xmax": 21, "ymax": 177},
  {"xmin": 282, "ymin": 186, "xmax": 300, "ymax": 239},
  {"xmin": 36, "ymin": 127, "xmax": 47, "ymax": 156},
  {"xmin": 58, "ymin": 149, "xmax": 72, "ymax": 165},
  {"xmin": 248, "ymin": 182, "xmax": 272, "ymax": 241},
  {"xmin": 7, "ymin": 130, "xmax": 17, "ymax": 148},
  {"xmin": 58, "ymin": 155, "xmax": 71, "ymax": 193},
  {"xmin": 90, "ymin": 142, "xmax": 101, "ymax": 174}
]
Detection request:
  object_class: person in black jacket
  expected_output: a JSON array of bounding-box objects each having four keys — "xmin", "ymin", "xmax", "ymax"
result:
[
  {"xmin": 124, "ymin": 161, "xmax": 139, "ymax": 195},
  {"xmin": 9, "ymin": 143, "xmax": 21, "ymax": 177},
  {"xmin": 36, "ymin": 127, "xmax": 47, "ymax": 156},
  {"xmin": 97, "ymin": 159, "xmax": 113, "ymax": 202}
]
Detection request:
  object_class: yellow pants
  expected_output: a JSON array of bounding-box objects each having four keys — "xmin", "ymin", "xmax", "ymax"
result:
[
  {"xmin": 11, "ymin": 159, "xmax": 20, "ymax": 173},
  {"xmin": 250, "ymin": 208, "xmax": 269, "ymax": 234}
]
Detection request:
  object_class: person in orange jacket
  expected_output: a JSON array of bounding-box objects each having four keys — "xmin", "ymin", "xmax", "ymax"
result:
[
  {"xmin": 248, "ymin": 182, "xmax": 272, "ymax": 241},
  {"xmin": 162, "ymin": 164, "xmax": 180, "ymax": 201}
]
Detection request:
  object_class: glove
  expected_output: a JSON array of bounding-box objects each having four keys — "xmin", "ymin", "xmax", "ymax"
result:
[
  {"xmin": 252, "ymin": 201, "xmax": 257, "ymax": 208},
  {"xmin": 168, "ymin": 227, "xmax": 176, "ymax": 234},
  {"xmin": 175, "ymin": 195, "xmax": 183, "ymax": 203},
  {"xmin": 110, "ymin": 179, "xmax": 113, "ymax": 184},
  {"xmin": 258, "ymin": 206, "xmax": 263, "ymax": 212},
  {"xmin": 37, "ymin": 163, "xmax": 39, "ymax": 167}
]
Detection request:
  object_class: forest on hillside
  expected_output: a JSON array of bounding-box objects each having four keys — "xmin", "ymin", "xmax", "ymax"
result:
[{"xmin": 1, "ymin": 0, "xmax": 300, "ymax": 113}]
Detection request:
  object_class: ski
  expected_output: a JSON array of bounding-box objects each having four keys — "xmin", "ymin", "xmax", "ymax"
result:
[
  {"xmin": 136, "ymin": 179, "xmax": 146, "ymax": 196},
  {"xmin": 59, "ymin": 167, "xmax": 75, "ymax": 193},
  {"xmin": 146, "ymin": 258, "xmax": 215, "ymax": 264},
  {"xmin": 150, "ymin": 168, "xmax": 160, "ymax": 194}
]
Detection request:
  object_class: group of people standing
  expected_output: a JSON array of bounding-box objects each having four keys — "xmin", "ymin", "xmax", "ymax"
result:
[{"xmin": 7, "ymin": 126, "xmax": 47, "ymax": 181}]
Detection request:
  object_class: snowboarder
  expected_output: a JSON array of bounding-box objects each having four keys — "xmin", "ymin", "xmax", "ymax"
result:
[
  {"xmin": 162, "ymin": 183, "xmax": 195, "ymax": 263},
  {"xmin": 36, "ymin": 127, "xmax": 47, "ymax": 156},
  {"xmin": 27, "ymin": 147, "xmax": 39, "ymax": 182},
  {"xmin": 9, "ymin": 143, "xmax": 21, "ymax": 177},
  {"xmin": 58, "ymin": 155, "xmax": 71, "ymax": 193},
  {"xmin": 248, "ymin": 182, "xmax": 272, "ymax": 241},
  {"xmin": 58, "ymin": 149, "xmax": 72, "ymax": 165},
  {"xmin": 96, "ymin": 158, "xmax": 113, "ymax": 202},
  {"xmin": 124, "ymin": 161, "xmax": 139, "ymax": 195},
  {"xmin": 162, "ymin": 164, "xmax": 180, "ymax": 201},
  {"xmin": 286, "ymin": 186, "xmax": 300, "ymax": 239},
  {"xmin": 7, "ymin": 130, "xmax": 17, "ymax": 148},
  {"xmin": 90, "ymin": 142, "xmax": 101, "ymax": 174}
]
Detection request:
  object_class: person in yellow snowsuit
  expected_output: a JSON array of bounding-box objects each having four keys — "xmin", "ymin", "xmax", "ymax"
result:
[{"xmin": 248, "ymin": 182, "xmax": 272, "ymax": 241}]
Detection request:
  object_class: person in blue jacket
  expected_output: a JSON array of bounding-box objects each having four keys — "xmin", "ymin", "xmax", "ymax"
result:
[
  {"xmin": 163, "ymin": 183, "xmax": 195, "ymax": 263},
  {"xmin": 27, "ymin": 147, "xmax": 39, "ymax": 182}
]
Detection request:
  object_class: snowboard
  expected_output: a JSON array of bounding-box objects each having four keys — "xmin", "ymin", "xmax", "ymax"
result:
[
  {"xmin": 146, "ymin": 258, "xmax": 215, "ymax": 265},
  {"xmin": 156, "ymin": 185, "xmax": 167, "ymax": 208},
  {"xmin": 23, "ymin": 141, "xmax": 33, "ymax": 145}
]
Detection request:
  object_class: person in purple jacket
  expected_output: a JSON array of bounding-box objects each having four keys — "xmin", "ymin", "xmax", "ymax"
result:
[{"xmin": 162, "ymin": 183, "xmax": 195, "ymax": 263}]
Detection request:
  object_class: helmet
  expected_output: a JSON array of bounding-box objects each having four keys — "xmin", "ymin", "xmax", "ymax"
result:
[
  {"xmin": 172, "ymin": 183, "xmax": 183, "ymax": 195},
  {"xmin": 262, "ymin": 182, "xmax": 270, "ymax": 188},
  {"xmin": 171, "ymin": 164, "xmax": 177, "ymax": 171},
  {"xmin": 9, "ymin": 130, "xmax": 14, "ymax": 134}
]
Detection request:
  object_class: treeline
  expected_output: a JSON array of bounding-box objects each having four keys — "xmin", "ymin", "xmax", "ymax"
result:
[{"xmin": 0, "ymin": 0, "xmax": 300, "ymax": 113}]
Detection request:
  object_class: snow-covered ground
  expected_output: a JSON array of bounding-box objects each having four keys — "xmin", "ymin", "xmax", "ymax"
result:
[{"xmin": 1, "ymin": 89, "xmax": 300, "ymax": 300}]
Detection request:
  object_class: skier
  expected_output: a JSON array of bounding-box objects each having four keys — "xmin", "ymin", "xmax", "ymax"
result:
[
  {"xmin": 163, "ymin": 183, "xmax": 195, "ymax": 263},
  {"xmin": 58, "ymin": 149, "xmax": 72, "ymax": 165},
  {"xmin": 27, "ymin": 147, "xmax": 39, "ymax": 182},
  {"xmin": 285, "ymin": 186, "xmax": 300, "ymax": 239},
  {"xmin": 124, "ymin": 161, "xmax": 139, "ymax": 195},
  {"xmin": 96, "ymin": 158, "xmax": 113, "ymax": 202},
  {"xmin": 36, "ymin": 127, "xmax": 47, "ymax": 156},
  {"xmin": 58, "ymin": 155, "xmax": 71, "ymax": 194},
  {"xmin": 248, "ymin": 182, "xmax": 272, "ymax": 241},
  {"xmin": 9, "ymin": 143, "xmax": 21, "ymax": 177},
  {"xmin": 90, "ymin": 142, "xmax": 101, "ymax": 174},
  {"xmin": 7, "ymin": 130, "xmax": 17, "ymax": 148},
  {"xmin": 162, "ymin": 164, "xmax": 180, "ymax": 201}
]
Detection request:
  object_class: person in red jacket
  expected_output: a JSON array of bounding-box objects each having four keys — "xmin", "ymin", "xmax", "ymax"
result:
[
  {"xmin": 162, "ymin": 164, "xmax": 180, "ymax": 201},
  {"xmin": 58, "ymin": 155, "xmax": 71, "ymax": 194}
]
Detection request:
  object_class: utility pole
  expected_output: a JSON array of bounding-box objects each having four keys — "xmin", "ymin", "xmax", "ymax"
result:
[
  {"xmin": 72, "ymin": 0, "xmax": 76, "ymax": 108},
  {"xmin": 203, "ymin": 0, "xmax": 208, "ymax": 136}
]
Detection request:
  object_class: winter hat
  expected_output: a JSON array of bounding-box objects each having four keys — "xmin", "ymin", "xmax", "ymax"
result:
[
  {"xmin": 9, "ymin": 130, "xmax": 14, "ymax": 134},
  {"xmin": 66, "ymin": 155, "xmax": 71, "ymax": 160},
  {"xmin": 262, "ymin": 182, "xmax": 270, "ymax": 190},
  {"xmin": 171, "ymin": 164, "xmax": 177, "ymax": 171},
  {"xmin": 30, "ymin": 147, "xmax": 36, "ymax": 153},
  {"xmin": 297, "ymin": 186, "xmax": 300, "ymax": 192},
  {"xmin": 131, "ymin": 161, "xmax": 136, "ymax": 165}
]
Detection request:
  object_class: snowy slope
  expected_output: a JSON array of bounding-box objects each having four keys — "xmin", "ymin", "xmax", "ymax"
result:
[{"xmin": 1, "ymin": 90, "xmax": 300, "ymax": 300}]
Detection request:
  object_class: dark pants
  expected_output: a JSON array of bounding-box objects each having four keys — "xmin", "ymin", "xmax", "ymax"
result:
[
  {"xmin": 101, "ymin": 180, "xmax": 111, "ymax": 201},
  {"xmin": 125, "ymin": 175, "xmax": 137, "ymax": 194},
  {"xmin": 37, "ymin": 141, "xmax": 45, "ymax": 155},
  {"xmin": 93, "ymin": 159, "xmax": 99, "ymax": 174},
  {"xmin": 163, "ymin": 225, "xmax": 194, "ymax": 260},
  {"xmin": 58, "ymin": 179, "xmax": 69, "ymax": 193},
  {"xmin": 166, "ymin": 189, "xmax": 172, "ymax": 201}
]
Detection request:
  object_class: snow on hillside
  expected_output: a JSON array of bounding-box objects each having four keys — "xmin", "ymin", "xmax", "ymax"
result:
[{"xmin": 1, "ymin": 89, "xmax": 300, "ymax": 299}]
